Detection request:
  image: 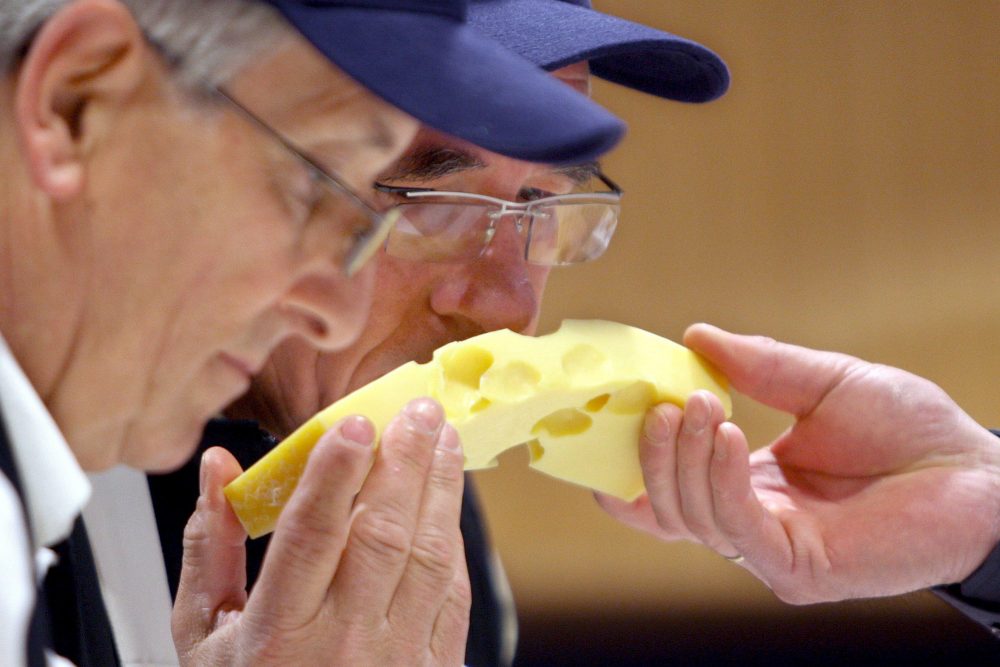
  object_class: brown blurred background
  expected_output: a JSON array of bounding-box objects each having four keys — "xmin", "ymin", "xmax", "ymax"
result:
[{"xmin": 470, "ymin": 1, "xmax": 1000, "ymax": 664}]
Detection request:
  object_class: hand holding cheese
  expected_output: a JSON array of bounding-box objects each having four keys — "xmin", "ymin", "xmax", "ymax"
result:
[
  {"xmin": 225, "ymin": 320, "xmax": 731, "ymax": 538},
  {"xmin": 173, "ymin": 400, "xmax": 471, "ymax": 666},
  {"xmin": 600, "ymin": 323, "xmax": 1000, "ymax": 605}
]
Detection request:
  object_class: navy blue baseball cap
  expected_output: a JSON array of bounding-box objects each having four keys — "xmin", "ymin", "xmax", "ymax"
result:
[
  {"xmin": 264, "ymin": 0, "xmax": 625, "ymax": 165},
  {"xmin": 469, "ymin": 0, "xmax": 730, "ymax": 103}
]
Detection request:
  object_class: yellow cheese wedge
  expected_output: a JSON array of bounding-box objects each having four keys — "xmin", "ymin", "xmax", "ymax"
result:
[{"xmin": 224, "ymin": 320, "xmax": 731, "ymax": 538}]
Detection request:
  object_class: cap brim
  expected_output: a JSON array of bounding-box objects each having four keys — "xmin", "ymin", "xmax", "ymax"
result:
[
  {"xmin": 469, "ymin": 0, "xmax": 730, "ymax": 103},
  {"xmin": 267, "ymin": 1, "xmax": 626, "ymax": 165}
]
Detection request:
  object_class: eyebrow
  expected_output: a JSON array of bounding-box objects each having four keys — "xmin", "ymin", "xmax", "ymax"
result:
[
  {"xmin": 379, "ymin": 146, "xmax": 487, "ymax": 183},
  {"xmin": 555, "ymin": 161, "xmax": 601, "ymax": 186}
]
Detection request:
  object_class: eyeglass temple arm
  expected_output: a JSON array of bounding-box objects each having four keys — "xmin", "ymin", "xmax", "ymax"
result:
[
  {"xmin": 375, "ymin": 170, "xmax": 624, "ymax": 198},
  {"xmin": 214, "ymin": 88, "xmax": 379, "ymax": 218}
]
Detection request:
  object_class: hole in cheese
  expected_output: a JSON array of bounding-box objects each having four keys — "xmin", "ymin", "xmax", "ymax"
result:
[
  {"xmin": 480, "ymin": 361, "xmax": 542, "ymax": 402},
  {"xmin": 606, "ymin": 381, "xmax": 656, "ymax": 415},
  {"xmin": 561, "ymin": 344, "xmax": 608, "ymax": 381},
  {"xmin": 584, "ymin": 393, "xmax": 610, "ymax": 412},
  {"xmin": 531, "ymin": 407, "xmax": 593, "ymax": 437},
  {"xmin": 441, "ymin": 345, "xmax": 494, "ymax": 388},
  {"xmin": 470, "ymin": 397, "xmax": 492, "ymax": 413},
  {"xmin": 439, "ymin": 346, "xmax": 494, "ymax": 416},
  {"xmin": 527, "ymin": 439, "xmax": 545, "ymax": 463}
]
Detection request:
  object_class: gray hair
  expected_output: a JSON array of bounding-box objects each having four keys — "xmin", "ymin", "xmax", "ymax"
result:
[{"xmin": 0, "ymin": 0, "xmax": 294, "ymax": 89}]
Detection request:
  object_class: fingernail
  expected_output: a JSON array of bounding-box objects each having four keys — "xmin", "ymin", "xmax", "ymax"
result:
[
  {"xmin": 199, "ymin": 450, "xmax": 209, "ymax": 496},
  {"xmin": 685, "ymin": 393, "xmax": 710, "ymax": 433},
  {"xmin": 436, "ymin": 424, "xmax": 463, "ymax": 453},
  {"xmin": 340, "ymin": 415, "xmax": 375, "ymax": 446},
  {"xmin": 405, "ymin": 397, "xmax": 444, "ymax": 435},
  {"xmin": 643, "ymin": 407, "xmax": 671, "ymax": 445},
  {"xmin": 714, "ymin": 423, "xmax": 730, "ymax": 461}
]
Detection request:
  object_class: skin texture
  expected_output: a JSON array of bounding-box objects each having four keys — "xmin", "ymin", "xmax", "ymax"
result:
[
  {"xmin": 0, "ymin": 1, "xmax": 479, "ymax": 664},
  {"xmin": 0, "ymin": 0, "xmax": 417, "ymax": 472},
  {"xmin": 176, "ymin": 63, "xmax": 595, "ymax": 666},
  {"xmin": 598, "ymin": 323, "xmax": 1000, "ymax": 604},
  {"xmin": 175, "ymin": 399, "xmax": 471, "ymax": 666},
  {"xmin": 228, "ymin": 63, "xmax": 593, "ymax": 438}
]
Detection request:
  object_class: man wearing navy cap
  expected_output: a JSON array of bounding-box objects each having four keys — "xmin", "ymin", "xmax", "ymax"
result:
[
  {"xmin": 0, "ymin": 0, "xmax": 627, "ymax": 665},
  {"xmin": 113, "ymin": 2, "xmax": 731, "ymax": 666}
]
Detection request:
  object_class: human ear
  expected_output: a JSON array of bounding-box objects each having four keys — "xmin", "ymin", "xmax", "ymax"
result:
[{"xmin": 13, "ymin": 0, "xmax": 150, "ymax": 200}]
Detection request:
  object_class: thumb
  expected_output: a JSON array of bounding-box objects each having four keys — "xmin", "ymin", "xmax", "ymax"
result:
[
  {"xmin": 172, "ymin": 447, "xmax": 248, "ymax": 660},
  {"xmin": 683, "ymin": 323, "xmax": 858, "ymax": 417}
]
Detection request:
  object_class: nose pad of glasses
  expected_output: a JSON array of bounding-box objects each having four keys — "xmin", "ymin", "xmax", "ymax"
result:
[{"xmin": 488, "ymin": 209, "xmax": 531, "ymax": 234}]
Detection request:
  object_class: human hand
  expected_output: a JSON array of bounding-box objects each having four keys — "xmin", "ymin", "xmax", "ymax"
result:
[
  {"xmin": 172, "ymin": 398, "xmax": 470, "ymax": 666},
  {"xmin": 598, "ymin": 323, "xmax": 1000, "ymax": 604}
]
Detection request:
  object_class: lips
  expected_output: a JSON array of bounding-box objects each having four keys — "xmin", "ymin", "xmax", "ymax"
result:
[{"xmin": 220, "ymin": 352, "xmax": 264, "ymax": 380}]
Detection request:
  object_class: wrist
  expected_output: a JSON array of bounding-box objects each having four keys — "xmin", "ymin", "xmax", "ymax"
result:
[{"xmin": 948, "ymin": 427, "xmax": 1000, "ymax": 584}]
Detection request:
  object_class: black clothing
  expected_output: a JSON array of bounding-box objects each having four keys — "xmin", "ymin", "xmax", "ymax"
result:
[{"xmin": 1, "ymin": 408, "xmax": 120, "ymax": 667}]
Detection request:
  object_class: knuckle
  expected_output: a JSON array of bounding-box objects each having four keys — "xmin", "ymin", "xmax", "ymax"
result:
[
  {"xmin": 278, "ymin": 495, "xmax": 340, "ymax": 545},
  {"xmin": 754, "ymin": 334, "xmax": 780, "ymax": 349},
  {"xmin": 448, "ymin": 568, "xmax": 473, "ymax": 612},
  {"xmin": 677, "ymin": 503, "xmax": 716, "ymax": 540},
  {"xmin": 350, "ymin": 509, "xmax": 413, "ymax": 564},
  {"xmin": 180, "ymin": 505, "xmax": 209, "ymax": 553},
  {"xmin": 638, "ymin": 444, "xmax": 673, "ymax": 478},
  {"xmin": 647, "ymin": 504, "xmax": 687, "ymax": 536},
  {"xmin": 676, "ymin": 456, "xmax": 706, "ymax": 483},
  {"xmin": 654, "ymin": 516, "xmax": 685, "ymax": 535},
  {"xmin": 683, "ymin": 516, "xmax": 715, "ymax": 540},
  {"xmin": 323, "ymin": 434, "xmax": 374, "ymax": 473},
  {"xmin": 272, "ymin": 517, "xmax": 333, "ymax": 571},
  {"xmin": 428, "ymin": 449, "xmax": 464, "ymax": 488},
  {"xmin": 409, "ymin": 528, "xmax": 459, "ymax": 578},
  {"xmin": 381, "ymin": 419, "xmax": 437, "ymax": 473}
]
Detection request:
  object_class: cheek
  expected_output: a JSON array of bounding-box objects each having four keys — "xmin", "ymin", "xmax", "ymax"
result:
[{"xmin": 373, "ymin": 254, "xmax": 448, "ymax": 322}]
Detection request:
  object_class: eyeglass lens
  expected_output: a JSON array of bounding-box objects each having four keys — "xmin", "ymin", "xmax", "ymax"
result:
[{"xmin": 385, "ymin": 201, "xmax": 619, "ymax": 266}]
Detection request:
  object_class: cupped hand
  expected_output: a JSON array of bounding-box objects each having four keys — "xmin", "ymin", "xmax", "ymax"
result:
[
  {"xmin": 598, "ymin": 323, "xmax": 1000, "ymax": 604},
  {"xmin": 172, "ymin": 398, "xmax": 470, "ymax": 666}
]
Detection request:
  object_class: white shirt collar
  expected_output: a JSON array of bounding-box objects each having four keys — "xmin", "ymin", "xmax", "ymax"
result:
[{"xmin": 0, "ymin": 333, "xmax": 90, "ymax": 548}]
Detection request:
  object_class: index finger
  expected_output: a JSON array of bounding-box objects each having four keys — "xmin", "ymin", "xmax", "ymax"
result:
[
  {"xmin": 683, "ymin": 323, "xmax": 862, "ymax": 417},
  {"xmin": 329, "ymin": 398, "xmax": 446, "ymax": 623},
  {"xmin": 245, "ymin": 416, "xmax": 375, "ymax": 627}
]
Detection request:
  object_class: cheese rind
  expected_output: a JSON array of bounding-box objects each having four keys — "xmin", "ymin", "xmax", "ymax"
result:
[{"xmin": 224, "ymin": 320, "xmax": 731, "ymax": 538}]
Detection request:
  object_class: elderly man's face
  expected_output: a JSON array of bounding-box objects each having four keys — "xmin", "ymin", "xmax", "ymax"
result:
[
  {"xmin": 1, "ymin": 5, "xmax": 417, "ymax": 471},
  {"xmin": 231, "ymin": 64, "xmax": 595, "ymax": 435}
]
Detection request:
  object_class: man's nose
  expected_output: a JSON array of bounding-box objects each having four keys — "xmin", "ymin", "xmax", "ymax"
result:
[
  {"xmin": 430, "ymin": 217, "xmax": 547, "ymax": 334},
  {"xmin": 281, "ymin": 257, "xmax": 377, "ymax": 352}
]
